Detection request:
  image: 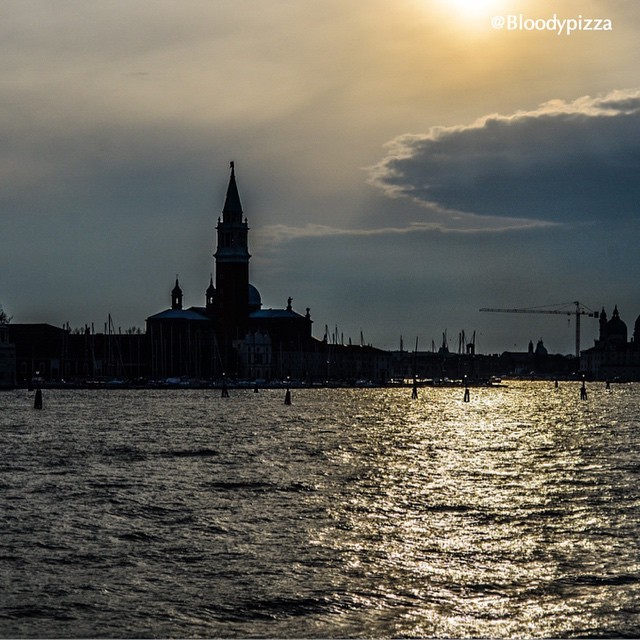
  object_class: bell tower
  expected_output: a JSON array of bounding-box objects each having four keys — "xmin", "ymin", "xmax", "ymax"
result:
[
  {"xmin": 171, "ymin": 277, "xmax": 183, "ymax": 310},
  {"xmin": 205, "ymin": 275, "xmax": 216, "ymax": 314},
  {"xmin": 214, "ymin": 161, "xmax": 250, "ymax": 339}
]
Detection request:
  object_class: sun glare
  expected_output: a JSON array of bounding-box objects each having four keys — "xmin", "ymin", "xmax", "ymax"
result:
[{"xmin": 443, "ymin": 0, "xmax": 506, "ymax": 19}]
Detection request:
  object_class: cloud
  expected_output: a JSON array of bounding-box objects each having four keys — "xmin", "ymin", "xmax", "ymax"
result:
[
  {"xmin": 368, "ymin": 88, "xmax": 640, "ymax": 225},
  {"xmin": 255, "ymin": 216, "xmax": 558, "ymax": 247},
  {"xmin": 256, "ymin": 222, "xmax": 444, "ymax": 244}
]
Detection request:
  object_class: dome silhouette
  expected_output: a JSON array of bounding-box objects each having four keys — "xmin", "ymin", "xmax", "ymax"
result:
[{"xmin": 606, "ymin": 305, "xmax": 627, "ymax": 344}]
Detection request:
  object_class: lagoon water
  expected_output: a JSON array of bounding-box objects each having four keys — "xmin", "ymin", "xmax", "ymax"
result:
[{"xmin": 1, "ymin": 382, "xmax": 639, "ymax": 638}]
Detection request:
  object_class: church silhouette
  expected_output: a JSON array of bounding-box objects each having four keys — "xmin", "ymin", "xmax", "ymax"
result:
[{"xmin": 146, "ymin": 162, "xmax": 388, "ymax": 382}]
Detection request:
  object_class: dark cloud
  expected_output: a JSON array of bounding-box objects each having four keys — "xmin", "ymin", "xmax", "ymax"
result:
[{"xmin": 369, "ymin": 89, "xmax": 640, "ymax": 225}]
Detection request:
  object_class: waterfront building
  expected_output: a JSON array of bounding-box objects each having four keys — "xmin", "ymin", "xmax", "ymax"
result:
[
  {"xmin": 146, "ymin": 279, "xmax": 220, "ymax": 380},
  {"xmin": 581, "ymin": 306, "xmax": 640, "ymax": 380},
  {"xmin": 146, "ymin": 162, "xmax": 391, "ymax": 383},
  {"xmin": 0, "ymin": 322, "xmax": 16, "ymax": 388},
  {"xmin": 2, "ymin": 164, "xmax": 394, "ymax": 387},
  {"xmin": 8, "ymin": 324, "xmax": 68, "ymax": 384},
  {"xmin": 8, "ymin": 323, "xmax": 147, "ymax": 385}
]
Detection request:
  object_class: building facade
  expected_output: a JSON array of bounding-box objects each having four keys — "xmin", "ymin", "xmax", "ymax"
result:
[
  {"xmin": 581, "ymin": 306, "xmax": 640, "ymax": 380},
  {"xmin": 8, "ymin": 323, "xmax": 148, "ymax": 385},
  {"xmin": 146, "ymin": 162, "xmax": 391, "ymax": 383},
  {"xmin": 0, "ymin": 322, "xmax": 16, "ymax": 388}
]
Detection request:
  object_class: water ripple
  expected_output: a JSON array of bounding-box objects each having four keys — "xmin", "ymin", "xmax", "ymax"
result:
[{"xmin": 1, "ymin": 383, "xmax": 639, "ymax": 637}]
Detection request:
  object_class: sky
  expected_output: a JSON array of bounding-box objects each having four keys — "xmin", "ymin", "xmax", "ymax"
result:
[{"xmin": 1, "ymin": 0, "xmax": 639, "ymax": 354}]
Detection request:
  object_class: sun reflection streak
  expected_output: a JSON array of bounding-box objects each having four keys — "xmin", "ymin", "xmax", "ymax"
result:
[{"xmin": 310, "ymin": 382, "xmax": 640, "ymax": 636}]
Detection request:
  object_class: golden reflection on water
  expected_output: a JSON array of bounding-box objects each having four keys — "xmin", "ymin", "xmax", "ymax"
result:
[
  {"xmin": 1, "ymin": 383, "xmax": 638, "ymax": 637},
  {"xmin": 311, "ymin": 381, "xmax": 640, "ymax": 637}
]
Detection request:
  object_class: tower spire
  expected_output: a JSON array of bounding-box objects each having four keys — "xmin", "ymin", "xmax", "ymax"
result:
[
  {"xmin": 171, "ymin": 276, "xmax": 183, "ymax": 310},
  {"xmin": 206, "ymin": 274, "xmax": 216, "ymax": 312},
  {"xmin": 222, "ymin": 160, "xmax": 243, "ymax": 222}
]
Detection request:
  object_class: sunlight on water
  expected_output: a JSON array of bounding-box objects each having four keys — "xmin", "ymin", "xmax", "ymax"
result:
[{"xmin": 1, "ymin": 382, "xmax": 639, "ymax": 637}]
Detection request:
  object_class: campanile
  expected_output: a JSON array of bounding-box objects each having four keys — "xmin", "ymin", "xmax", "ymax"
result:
[{"xmin": 214, "ymin": 161, "xmax": 250, "ymax": 338}]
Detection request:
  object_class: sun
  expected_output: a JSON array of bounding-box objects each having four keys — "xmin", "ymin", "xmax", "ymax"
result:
[{"xmin": 443, "ymin": 0, "xmax": 507, "ymax": 19}]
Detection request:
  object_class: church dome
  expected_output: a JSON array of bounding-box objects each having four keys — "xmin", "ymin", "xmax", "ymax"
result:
[
  {"xmin": 248, "ymin": 284, "xmax": 262, "ymax": 311},
  {"xmin": 606, "ymin": 305, "xmax": 627, "ymax": 344},
  {"xmin": 535, "ymin": 339, "xmax": 548, "ymax": 356}
]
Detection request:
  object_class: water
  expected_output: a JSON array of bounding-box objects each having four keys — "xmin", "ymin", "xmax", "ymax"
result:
[{"xmin": 1, "ymin": 382, "xmax": 639, "ymax": 638}]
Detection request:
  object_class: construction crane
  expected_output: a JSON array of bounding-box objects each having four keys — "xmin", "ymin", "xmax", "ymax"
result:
[{"xmin": 479, "ymin": 301, "xmax": 599, "ymax": 358}]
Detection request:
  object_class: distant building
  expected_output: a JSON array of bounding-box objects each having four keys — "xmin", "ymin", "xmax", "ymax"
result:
[
  {"xmin": 497, "ymin": 339, "xmax": 576, "ymax": 378},
  {"xmin": 146, "ymin": 289, "xmax": 220, "ymax": 380},
  {"xmin": 9, "ymin": 323, "xmax": 147, "ymax": 384},
  {"xmin": 390, "ymin": 338, "xmax": 575, "ymax": 382},
  {"xmin": 0, "ymin": 322, "xmax": 16, "ymax": 388},
  {"xmin": 146, "ymin": 162, "xmax": 391, "ymax": 383},
  {"xmin": 581, "ymin": 306, "xmax": 640, "ymax": 380},
  {"xmin": 9, "ymin": 323, "xmax": 68, "ymax": 384},
  {"xmin": 6, "ymin": 163, "xmax": 390, "ymax": 386}
]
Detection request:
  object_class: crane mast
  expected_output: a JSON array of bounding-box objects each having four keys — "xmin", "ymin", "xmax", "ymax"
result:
[{"xmin": 479, "ymin": 301, "xmax": 599, "ymax": 358}]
